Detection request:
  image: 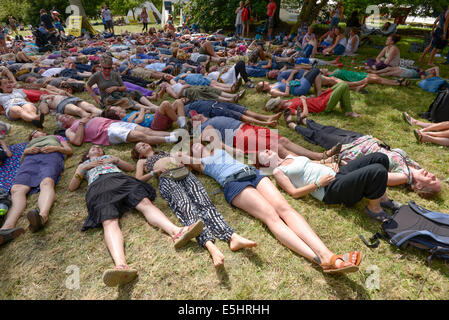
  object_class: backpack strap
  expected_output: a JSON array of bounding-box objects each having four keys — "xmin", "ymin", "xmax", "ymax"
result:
[
  {"xmin": 390, "ymin": 230, "xmax": 449, "ymax": 247},
  {"xmin": 359, "ymin": 232, "xmax": 385, "ymax": 248},
  {"xmin": 409, "ymin": 201, "xmax": 449, "ymax": 226}
]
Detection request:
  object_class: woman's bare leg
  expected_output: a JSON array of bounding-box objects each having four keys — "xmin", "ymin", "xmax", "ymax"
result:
[
  {"xmin": 64, "ymin": 103, "xmax": 90, "ymax": 118},
  {"xmin": 37, "ymin": 178, "xmax": 55, "ymax": 224},
  {"xmin": 102, "ymin": 219, "xmax": 127, "ymax": 267},
  {"xmin": 205, "ymin": 240, "xmax": 225, "ymax": 267},
  {"xmin": 420, "ymin": 133, "xmax": 449, "ymax": 146},
  {"xmin": 1, "ymin": 184, "xmax": 30, "ymax": 230}
]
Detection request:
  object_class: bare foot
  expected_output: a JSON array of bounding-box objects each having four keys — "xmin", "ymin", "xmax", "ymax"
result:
[
  {"xmin": 267, "ymin": 120, "xmax": 277, "ymax": 127},
  {"xmin": 345, "ymin": 111, "xmax": 362, "ymax": 118},
  {"xmin": 229, "ymin": 233, "xmax": 258, "ymax": 251},
  {"xmin": 206, "ymin": 243, "xmax": 225, "ymax": 267},
  {"xmin": 271, "ymin": 112, "xmax": 282, "ymax": 121}
]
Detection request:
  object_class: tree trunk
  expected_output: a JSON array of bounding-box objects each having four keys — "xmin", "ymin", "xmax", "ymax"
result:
[
  {"xmin": 290, "ymin": 0, "xmax": 329, "ymax": 34},
  {"xmin": 68, "ymin": 0, "xmax": 97, "ymax": 34}
]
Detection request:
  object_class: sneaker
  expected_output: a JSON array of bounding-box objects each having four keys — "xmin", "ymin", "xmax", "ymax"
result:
[
  {"xmin": 0, "ymin": 228, "xmax": 24, "ymax": 246},
  {"xmin": 380, "ymin": 199, "xmax": 402, "ymax": 212}
]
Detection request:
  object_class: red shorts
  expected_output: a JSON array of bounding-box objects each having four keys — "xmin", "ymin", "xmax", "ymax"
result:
[
  {"xmin": 23, "ymin": 89, "xmax": 45, "ymax": 103},
  {"xmin": 234, "ymin": 123, "xmax": 280, "ymax": 154},
  {"xmin": 150, "ymin": 111, "xmax": 173, "ymax": 131}
]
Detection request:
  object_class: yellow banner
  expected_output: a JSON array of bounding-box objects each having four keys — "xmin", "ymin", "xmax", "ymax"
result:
[{"xmin": 67, "ymin": 16, "xmax": 82, "ymax": 37}]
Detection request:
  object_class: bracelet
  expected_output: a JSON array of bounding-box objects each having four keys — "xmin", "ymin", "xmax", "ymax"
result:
[
  {"xmin": 74, "ymin": 173, "xmax": 83, "ymax": 181},
  {"xmin": 149, "ymin": 170, "xmax": 154, "ymax": 177},
  {"xmin": 314, "ymin": 181, "xmax": 320, "ymax": 189}
]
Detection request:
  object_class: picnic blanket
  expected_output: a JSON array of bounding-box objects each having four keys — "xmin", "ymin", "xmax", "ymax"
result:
[{"xmin": 0, "ymin": 143, "xmax": 26, "ymax": 193}]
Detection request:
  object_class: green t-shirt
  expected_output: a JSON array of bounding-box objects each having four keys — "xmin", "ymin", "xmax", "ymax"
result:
[
  {"xmin": 87, "ymin": 71, "xmax": 124, "ymax": 100},
  {"xmin": 331, "ymin": 69, "xmax": 367, "ymax": 82}
]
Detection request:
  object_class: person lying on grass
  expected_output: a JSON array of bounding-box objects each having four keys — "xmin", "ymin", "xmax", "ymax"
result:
[
  {"xmin": 189, "ymin": 112, "xmax": 343, "ymax": 160},
  {"xmin": 38, "ymin": 94, "xmax": 102, "ymax": 118},
  {"xmin": 103, "ymin": 99, "xmax": 188, "ymax": 132},
  {"xmin": 132, "ymin": 142, "xmax": 257, "ymax": 267},
  {"xmin": 265, "ymin": 82, "xmax": 362, "ymax": 118},
  {"xmin": 68, "ymin": 145, "xmax": 204, "ymax": 287},
  {"xmin": 172, "ymin": 142, "xmax": 362, "ymax": 274},
  {"xmin": 256, "ymin": 68, "xmax": 322, "ymax": 97},
  {"xmin": 367, "ymin": 65, "xmax": 439, "ymax": 80},
  {"xmin": 0, "ymin": 78, "xmax": 45, "ymax": 128},
  {"xmin": 183, "ymin": 99, "xmax": 282, "ymax": 128},
  {"xmin": 56, "ymin": 114, "xmax": 184, "ymax": 147},
  {"xmin": 258, "ymin": 149, "xmax": 396, "ymax": 222},
  {"xmin": 403, "ymin": 112, "xmax": 449, "ymax": 146},
  {"xmin": 290, "ymin": 118, "xmax": 442, "ymax": 199},
  {"xmin": 0, "ymin": 129, "xmax": 73, "ymax": 246}
]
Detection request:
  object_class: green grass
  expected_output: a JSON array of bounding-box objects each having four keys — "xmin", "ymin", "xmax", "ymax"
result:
[{"xmin": 0, "ymin": 30, "xmax": 449, "ymax": 300}]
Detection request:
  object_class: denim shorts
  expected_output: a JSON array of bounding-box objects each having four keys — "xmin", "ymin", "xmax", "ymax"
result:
[{"xmin": 223, "ymin": 171, "xmax": 266, "ymax": 204}]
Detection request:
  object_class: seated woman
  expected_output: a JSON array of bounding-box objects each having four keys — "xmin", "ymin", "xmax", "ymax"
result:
[
  {"xmin": 256, "ymin": 68, "xmax": 322, "ymax": 97},
  {"xmin": 365, "ymin": 34, "xmax": 401, "ymax": 70},
  {"xmin": 86, "ymin": 54, "xmax": 156, "ymax": 109},
  {"xmin": 298, "ymin": 26, "xmax": 317, "ymax": 58},
  {"xmin": 323, "ymin": 27, "xmax": 347, "ymax": 56},
  {"xmin": 38, "ymin": 94, "xmax": 102, "ymax": 118},
  {"xmin": 174, "ymin": 143, "xmax": 362, "ymax": 273},
  {"xmin": 104, "ymin": 99, "xmax": 187, "ymax": 131},
  {"xmin": 265, "ymin": 82, "xmax": 362, "ymax": 118},
  {"xmin": 132, "ymin": 143, "xmax": 257, "ymax": 266},
  {"xmin": 344, "ymin": 28, "xmax": 360, "ymax": 56},
  {"xmin": 290, "ymin": 118, "xmax": 442, "ymax": 199},
  {"xmin": 68, "ymin": 145, "xmax": 204, "ymax": 286},
  {"xmin": 0, "ymin": 79, "xmax": 44, "ymax": 128},
  {"xmin": 403, "ymin": 112, "xmax": 449, "ymax": 146},
  {"xmin": 258, "ymin": 150, "xmax": 393, "ymax": 222},
  {"xmin": 0, "ymin": 129, "xmax": 73, "ymax": 245},
  {"xmin": 318, "ymin": 27, "xmax": 337, "ymax": 50}
]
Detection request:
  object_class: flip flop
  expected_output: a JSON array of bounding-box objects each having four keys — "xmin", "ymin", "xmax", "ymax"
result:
[
  {"xmin": 102, "ymin": 267, "xmax": 137, "ymax": 287},
  {"xmin": 402, "ymin": 112, "xmax": 412, "ymax": 126},
  {"xmin": 173, "ymin": 220, "xmax": 204, "ymax": 249},
  {"xmin": 321, "ymin": 254, "xmax": 359, "ymax": 274},
  {"xmin": 413, "ymin": 129, "xmax": 422, "ymax": 143},
  {"xmin": 338, "ymin": 251, "xmax": 362, "ymax": 267},
  {"xmin": 0, "ymin": 227, "xmax": 24, "ymax": 246},
  {"xmin": 364, "ymin": 206, "xmax": 390, "ymax": 223},
  {"xmin": 27, "ymin": 209, "xmax": 44, "ymax": 233}
]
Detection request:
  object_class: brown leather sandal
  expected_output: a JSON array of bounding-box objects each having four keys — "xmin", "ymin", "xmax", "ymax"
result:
[{"xmin": 320, "ymin": 254, "xmax": 359, "ymax": 274}]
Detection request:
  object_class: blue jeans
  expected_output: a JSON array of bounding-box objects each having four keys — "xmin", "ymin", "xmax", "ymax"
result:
[
  {"xmin": 329, "ymin": 17, "xmax": 340, "ymax": 30},
  {"xmin": 302, "ymin": 44, "xmax": 313, "ymax": 58},
  {"xmin": 236, "ymin": 24, "xmax": 243, "ymax": 36}
]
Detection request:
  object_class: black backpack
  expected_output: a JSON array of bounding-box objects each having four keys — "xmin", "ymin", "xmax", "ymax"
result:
[
  {"xmin": 360, "ymin": 201, "xmax": 449, "ymax": 263},
  {"xmin": 419, "ymin": 88, "xmax": 449, "ymax": 123}
]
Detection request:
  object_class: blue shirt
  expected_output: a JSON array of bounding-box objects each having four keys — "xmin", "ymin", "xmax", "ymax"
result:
[
  {"xmin": 277, "ymin": 70, "xmax": 305, "ymax": 82},
  {"xmin": 202, "ymin": 149, "xmax": 249, "ymax": 187},
  {"xmin": 175, "ymin": 73, "xmax": 211, "ymax": 86},
  {"xmin": 201, "ymin": 116, "xmax": 242, "ymax": 146},
  {"xmin": 123, "ymin": 111, "xmax": 154, "ymax": 128}
]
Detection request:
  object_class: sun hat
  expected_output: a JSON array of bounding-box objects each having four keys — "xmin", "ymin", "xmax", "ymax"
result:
[{"xmin": 265, "ymin": 97, "xmax": 282, "ymax": 111}]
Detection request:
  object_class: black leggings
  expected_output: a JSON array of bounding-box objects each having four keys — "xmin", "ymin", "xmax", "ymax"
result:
[
  {"xmin": 323, "ymin": 153, "xmax": 389, "ymax": 207},
  {"xmin": 304, "ymin": 68, "xmax": 321, "ymax": 84},
  {"xmin": 234, "ymin": 60, "xmax": 250, "ymax": 83},
  {"xmin": 295, "ymin": 119, "xmax": 363, "ymax": 150},
  {"xmin": 142, "ymin": 22, "xmax": 148, "ymax": 32}
]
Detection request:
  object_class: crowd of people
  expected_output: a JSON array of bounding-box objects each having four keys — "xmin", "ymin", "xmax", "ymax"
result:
[{"xmin": 0, "ymin": 2, "xmax": 447, "ymax": 289}]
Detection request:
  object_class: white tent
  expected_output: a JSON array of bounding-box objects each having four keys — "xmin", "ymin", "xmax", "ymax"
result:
[{"xmin": 126, "ymin": 1, "xmax": 162, "ymax": 24}]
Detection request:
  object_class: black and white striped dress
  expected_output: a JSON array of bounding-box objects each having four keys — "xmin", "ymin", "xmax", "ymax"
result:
[{"xmin": 146, "ymin": 152, "xmax": 234, "ymax": 247}]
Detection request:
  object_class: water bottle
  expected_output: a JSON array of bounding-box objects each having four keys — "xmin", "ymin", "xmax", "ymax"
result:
[{"xmin": 0, "ymin": 203, "xmax": 8, "ymax": 216}]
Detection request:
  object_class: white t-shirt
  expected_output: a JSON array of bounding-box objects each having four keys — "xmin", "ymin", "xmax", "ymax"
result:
[
  {"xmin": 0, "ymin": 89, "xmax": 27, "ymax": 110},
  {"xmin": 172, "ymin": 83, "xmax": 184, "ymax": 95},
  {"xmin": 41, "ymin": 67, "xmax": 63, "ymax": 77}
]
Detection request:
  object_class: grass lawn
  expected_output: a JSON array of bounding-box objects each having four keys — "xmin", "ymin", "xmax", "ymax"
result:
[{"xmin": 0, "ymin": 26, "xmax": 448, "ymax": 300}]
